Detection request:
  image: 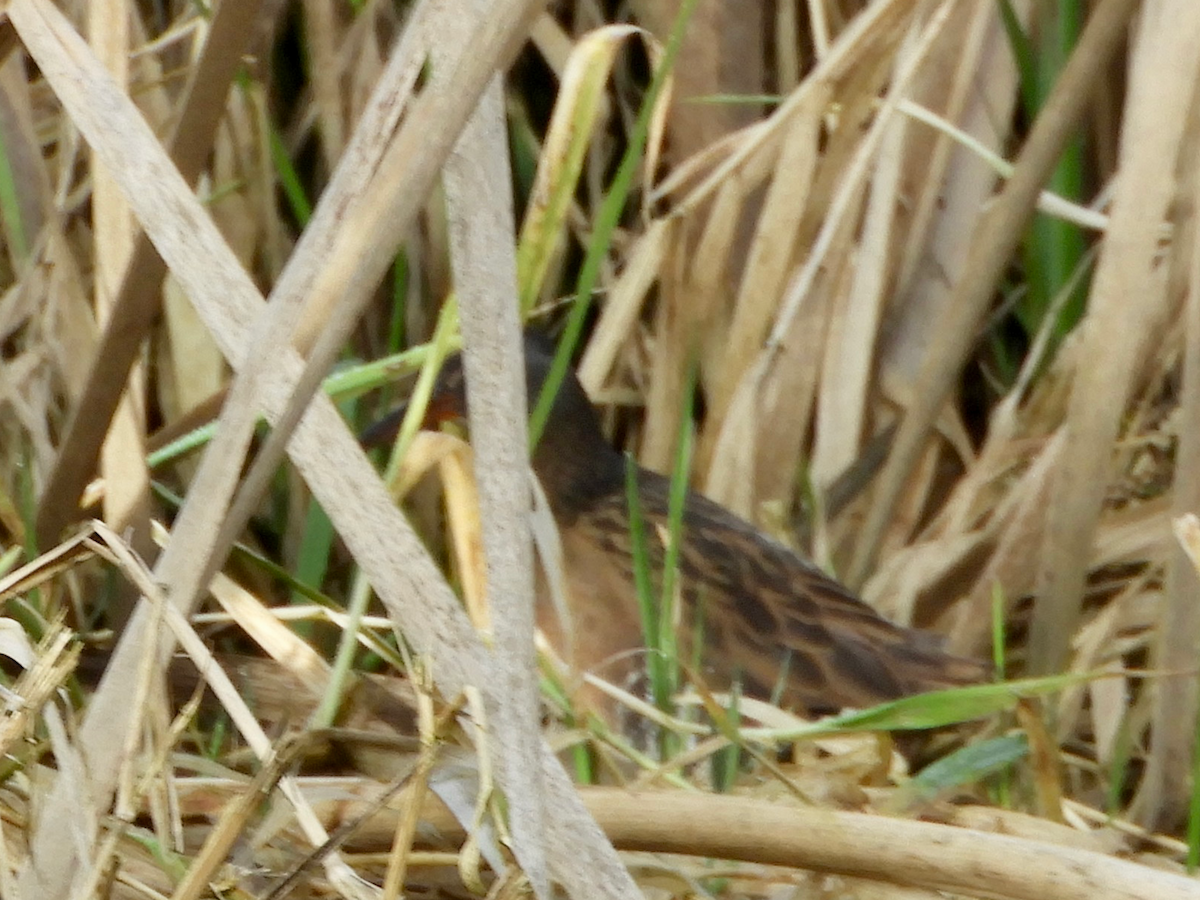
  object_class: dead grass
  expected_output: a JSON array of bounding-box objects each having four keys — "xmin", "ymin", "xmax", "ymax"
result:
[{"xmin": 1, "ymin": 0, "xmax": 1200, "ymax": 898}]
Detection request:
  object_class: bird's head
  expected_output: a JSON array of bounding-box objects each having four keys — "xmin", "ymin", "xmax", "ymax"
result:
[{"xmin": 361, "ymin": 332, "xmax": 622, "ymax": 516}]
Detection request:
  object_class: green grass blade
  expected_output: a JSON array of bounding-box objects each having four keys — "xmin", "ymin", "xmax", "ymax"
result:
[
  {"xmin": 529, "ymin": 0, "xmax": 700, "ymax": 451},
  {"xmin": 743, "ymin": 672, "xmax": 1112, "ymax": 742},
  {"xmin": 898, "ymin": 733, "xmax": 1029, "ymax": 808},
  {"xmin": 625, "ymin": 453, "xmax": 662, "ymax": 697}
]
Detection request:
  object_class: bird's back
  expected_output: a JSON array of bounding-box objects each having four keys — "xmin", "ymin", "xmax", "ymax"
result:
[{"xmin": 561, "ymin": 465, "xmax": 987, "ymax": 716}]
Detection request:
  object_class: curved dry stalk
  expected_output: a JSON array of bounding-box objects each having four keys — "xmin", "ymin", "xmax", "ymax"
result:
[
  {"xmin": 583, "ymin": 789, "xmax": 1199, "ymax": 900},
  {"xmin": 288, "ymin": 784, "xmax": 1200, "ymax": 900}
]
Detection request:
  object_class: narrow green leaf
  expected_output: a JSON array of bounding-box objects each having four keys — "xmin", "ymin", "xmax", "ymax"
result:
[
  {"xmin": 898, "ymin": 733, "xmax": 1029, "ymax": 808},
  {"xmin": 529, "ymin": 0, "xmax": 700, "ymax": 450}
]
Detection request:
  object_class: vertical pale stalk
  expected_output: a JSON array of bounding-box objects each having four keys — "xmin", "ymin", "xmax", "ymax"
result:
[
  {"xmin": 302, "ymin": 0, "xmax": 345, "ymax": 168},
  {"xmin": 445, "ymin": 74, "xmax": 550, "ymax": 900},
  {"xmin": 1133, "ymin": 77, "xmax": 1200, "ymax": 829},
  {"xmin": 1028, "ymin": 2, "xmax": 1200, "ymax": 678},
  {"xmin": 91, "ymin": 0, "xmax": 151, "ymax": 572}
]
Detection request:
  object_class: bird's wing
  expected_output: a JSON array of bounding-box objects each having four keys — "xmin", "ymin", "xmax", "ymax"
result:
[{"xmin": 571, "ymin": 468, "xmax": 987, "ymax": 715}]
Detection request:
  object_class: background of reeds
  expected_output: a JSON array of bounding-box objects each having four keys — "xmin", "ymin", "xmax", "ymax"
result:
[{"xmin": 2, "ymin": 0, "xmax": 1200, "ymax": 897}]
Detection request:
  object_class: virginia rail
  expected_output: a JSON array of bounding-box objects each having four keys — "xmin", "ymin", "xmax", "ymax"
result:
[{"xmin": 365, "ymin": 333, "xmax": 987, "ymax": 718}]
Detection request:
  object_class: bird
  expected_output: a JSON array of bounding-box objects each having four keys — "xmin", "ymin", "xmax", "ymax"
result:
[{"xmin": 364, "ymin": 332, "xmax": 988, "ymax": 722}]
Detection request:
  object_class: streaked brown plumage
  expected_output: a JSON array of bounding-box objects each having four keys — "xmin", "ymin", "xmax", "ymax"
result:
[{"xmin": 366, "ymin": 333, "xmax": 987, "ymax": 717}]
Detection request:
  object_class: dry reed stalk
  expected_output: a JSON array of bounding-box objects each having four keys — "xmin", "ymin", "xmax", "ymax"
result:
[{"xmin": 4, "ymin": 0, "xmax": 1200, "ymax": 895}]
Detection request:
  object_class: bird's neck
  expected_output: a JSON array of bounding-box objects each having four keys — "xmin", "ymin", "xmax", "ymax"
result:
[{"xmin": 530, "ymin": 417, "xmax": 625, "ymax": 522}]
